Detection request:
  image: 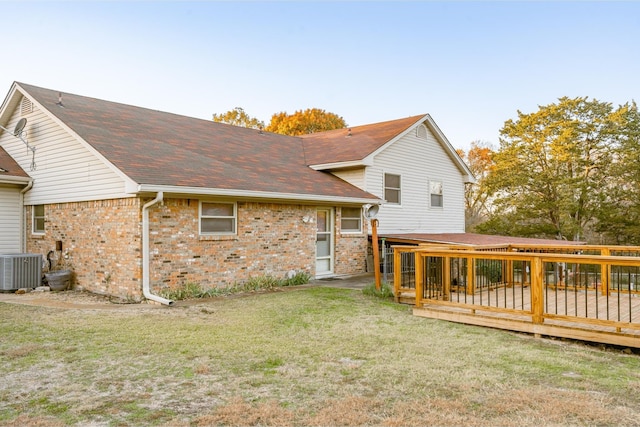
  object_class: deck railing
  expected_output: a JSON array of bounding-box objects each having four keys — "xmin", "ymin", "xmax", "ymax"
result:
[{"xmin": 393, "ymin": 244, "xmax": 640, "ymax": 348}]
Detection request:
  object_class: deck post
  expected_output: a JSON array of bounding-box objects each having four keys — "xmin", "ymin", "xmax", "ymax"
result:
[
  {"xmin": 415, "ymin": 252, "xmax": 424, "ymax": 308},
  {"xmin": 372, "ymin": 219, "xmax": 381, "ymax": 291},
  {"xmin": 601, "ymin": 248, "xmax": 610, "ymax": 296},
  {"xmin": 393, "ymin": 248, "xmax": 401, "ymax": 303},
  {"xmin": 531, "ymin": 256, "xmax": 544, "ymax": 324},
  {"xmin": 443, "ymin": 255, "xmax": 451, "ymax": 301},
  {"xmin": 466, "ymin": 255, "xmax": 475, "ymax": 295}
]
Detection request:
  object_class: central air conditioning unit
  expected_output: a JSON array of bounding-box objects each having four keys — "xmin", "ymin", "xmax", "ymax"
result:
[{"xmin": 0, "ymin": 254, "xmax": 42, "ymax": 291}]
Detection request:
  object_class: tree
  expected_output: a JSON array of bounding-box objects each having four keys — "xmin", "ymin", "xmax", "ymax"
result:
[
  {"xmin": 594, "ymin": 102, "xmax": 640, "ymax": 244},
  {"xmin": 457, "ymin": 141, "xmax": 495, "ymax": 232},
  {"xmin": 212, "ymin": 107, "xmax": 265, "ymax": 129},
  {"xmin": 477, "ymin": 97, "xmax": 628, "ymax": 242},
  {"xmin": 265, "ymin": 108, "xmax": 346, "ymax": 136}
]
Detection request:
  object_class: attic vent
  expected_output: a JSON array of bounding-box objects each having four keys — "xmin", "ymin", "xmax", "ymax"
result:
[
  {"xmin": 21, "ymin": 97, "xmax": 33, "ymax": 116},
  {"xmin": 416, "ymin": 124, "xmax": 427, "ymax": 139}
]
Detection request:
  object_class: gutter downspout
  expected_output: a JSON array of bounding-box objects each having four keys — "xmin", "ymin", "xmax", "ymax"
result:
[
  {"xmin": 20, "ymin": 180, "xmax": 34, "ymax": 253},
  {"xmin": 142, "ymin": 192, "xmax": 174, "ymax": 306}
]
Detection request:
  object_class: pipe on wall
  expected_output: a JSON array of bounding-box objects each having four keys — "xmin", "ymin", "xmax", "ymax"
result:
[
  {"xmin": 19, "ymin": 180, "xmax": 34, "ymax": 253},
  {"xmin": 142, "ymin": 192, "xmax": 174, "ymax": 306}
]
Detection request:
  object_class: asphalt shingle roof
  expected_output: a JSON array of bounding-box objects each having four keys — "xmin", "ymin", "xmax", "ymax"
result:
[
  {"xmin": 0, "ymin": 146, "xmax": 29, "ymax": 178},
  {"xmin": 301, "ymin": 115, "xmax": 425, "ymax": 165},
  {"xmin": 18, "ymin": 83, "xmax": 379, "ymax": 201}
]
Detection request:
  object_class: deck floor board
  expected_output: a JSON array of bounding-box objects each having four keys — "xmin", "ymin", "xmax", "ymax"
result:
[{"xmin": 411, "ymin": 284, "xmax": 640, "ymax": 339}]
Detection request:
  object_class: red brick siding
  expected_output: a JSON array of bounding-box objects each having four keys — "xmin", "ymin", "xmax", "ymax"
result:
[
  {"xmin": 148, "ymin": 200, "xmax": 368, "ymax": 291},
  {"xmin": 26, "ymin": 198, "xmax": 142, "ymax": 298},
  {"xmin": 335, "ymin": 207, "xmax": 368, "ymax": 275},
  {"xmin": 26, "ymin": 198, "xmax": 369, "ymax": 299}
]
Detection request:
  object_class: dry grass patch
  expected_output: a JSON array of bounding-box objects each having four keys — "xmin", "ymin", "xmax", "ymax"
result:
[
  {"xmin": 195, "ymin": 390, "xmax": 634, "ymax": 427},
  {"xmin": 195, "ymin": 397, "xmax": 297, "ymax": 427},
  {"xmin": 0, "ymin": 344, "xmax": 45, "ymax": 360},
  {"xmin": 1, "ymin": 287, "xmax": 639, "ymax": 426}
]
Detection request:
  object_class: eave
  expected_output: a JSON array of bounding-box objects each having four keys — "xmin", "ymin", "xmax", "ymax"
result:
[
  {"xmin": 130, "ymin": 183, "xmax": 382, "ymax": 206},
  {"xmin": 308, "ymin": 159, "xmax": 373, "ymax": 171},
  {"xmin": 0, "ymin": 175, "xmax": 32, "ymax": 186}
]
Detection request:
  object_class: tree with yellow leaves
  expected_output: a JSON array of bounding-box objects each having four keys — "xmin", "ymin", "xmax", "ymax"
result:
[
  {"xmin": 212, "ymin": 107, "xmax": 265, "ymax": 130},
  {"xmin": 457, "ymin": 141, "xmax": 495, "ymax": 232},
  {"xmin": 265, "ymin": 108, "xmax": 346, "ymax": 136}
]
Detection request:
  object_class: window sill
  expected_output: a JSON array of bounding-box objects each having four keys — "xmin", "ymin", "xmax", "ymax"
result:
[
  {"xmin": 340, "ymin": 232, "xmax": 364, "ymax": 237},
  {"xmin": 199, "ymin": 234, "xmax": 238, "ymax": 242}
]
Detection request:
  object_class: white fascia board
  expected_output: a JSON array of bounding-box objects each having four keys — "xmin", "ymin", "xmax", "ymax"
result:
[
  {"xmin": 462, "ymin": 174, "xmax": 476, "ymax": 184},
  {"xmin": 308, "ymin": 158, "xmax": 373, "ymax": 171},
  {"xmin": 366, "ymin": 115, "xmax": 429, "ymax": 160},
  {"xmin": 423, "ymin": 115, "xmax": 477, "ymax": 184},
  {"xmin": 0, "ymin": 175, "xmax": 32, "ymax": 185},
  {"xmin": 131, "ymin": 184, "xmax": 382, "ymax": 205},
  {"xmin": 0, "ymin": 83, "xmax": 20, "ymax": 130}
]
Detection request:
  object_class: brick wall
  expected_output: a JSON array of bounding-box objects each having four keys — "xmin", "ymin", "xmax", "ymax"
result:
[
  {"xmin": 27, "ymin": 198, "xmax": 142, "ymax": 298},
  {"xmin": 335, "ymin": 207, "xmax": 369, "ymax": 275},
  {"xmin": 147, "ymin": 200, "xmax": 368, "ymax": 292},
  {"xmin": 27, "ymin": 197, "xmax": 369, "ymax": 300}
]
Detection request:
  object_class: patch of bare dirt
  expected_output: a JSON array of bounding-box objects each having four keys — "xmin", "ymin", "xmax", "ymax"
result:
[{"xmin": 0, "ymin": 289, "xmax": 156, "ymax": 310}]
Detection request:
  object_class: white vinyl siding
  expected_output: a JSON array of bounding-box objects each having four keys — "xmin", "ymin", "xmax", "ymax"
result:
[
  {"xmin": 0, "ymin": 104, "xmax": 131, "ymax": 206},
  {"xmin": 364, "ymin": 123, "xmax": 465, "ymax": 234},
  {"xmin": 0, "ymin": 187, "xmax": 22, "ymax": 253},
  {"xmin": 330, "ymin": 168, "xmax": 366, "ymax": 191}
]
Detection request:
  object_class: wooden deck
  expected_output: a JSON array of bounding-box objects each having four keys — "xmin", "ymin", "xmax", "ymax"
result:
[{"xmin": 393, "ymin": 245, "xmax": 640, "ymax": 348}]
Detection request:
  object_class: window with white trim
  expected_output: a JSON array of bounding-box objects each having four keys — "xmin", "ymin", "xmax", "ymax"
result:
[
  {"xmin": 33, "ymin": 205, "xmax": 45, "ymax": 234},
  {"xmin": 200, "ymin": 202, "xmax": 236, "ymax": 234},
  {"xmin": 340, "ymin": 207, "xmax": 362, "ymax": 233},
  {"xmin": 430, "ymin": 180, "xmax": 443, "ymax": 208},
  {"xmin": 384, "ymin": 173, "xmax": 401, "ymax": 205}
]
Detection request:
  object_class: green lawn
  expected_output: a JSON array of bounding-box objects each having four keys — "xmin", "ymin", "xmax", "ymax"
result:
[{"xmin": 1, "ymin": 287, "xmax": 639, "ymax": 426}]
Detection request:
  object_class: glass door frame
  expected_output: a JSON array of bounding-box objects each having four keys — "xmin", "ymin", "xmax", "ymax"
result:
[{"xmin": 315, "ymin": 207, "xmax": 334, "ymax": 277}]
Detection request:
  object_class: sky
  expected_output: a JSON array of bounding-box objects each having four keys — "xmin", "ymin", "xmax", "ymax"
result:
[{"xmin": 0, "ymin": 1, "xmax": 638, "ymax": 151}]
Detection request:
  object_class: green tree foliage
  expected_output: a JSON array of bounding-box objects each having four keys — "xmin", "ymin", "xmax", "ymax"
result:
[
  {"xmin": 595, "ymin": 102, "xmax": 640, "ymax": 244},
  {"xmin": 212, "ymin": 107, "xmax": 265, "ymax": 129},
  {"xmin": 477, "ymin": 97, "xmax": 634, "ymax": 242},
  {"xmin": 457, "ymin": 141, "xmax": 495, "ymax": 232},
  {"xmin": 265, "ymin": 108, "xmax": 346, "ymax": 136}
]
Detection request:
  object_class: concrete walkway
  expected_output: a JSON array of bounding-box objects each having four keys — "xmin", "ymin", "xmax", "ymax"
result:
[{"xmin": 310, "ymin": 273, "xmax": 375, "ymax": 290}]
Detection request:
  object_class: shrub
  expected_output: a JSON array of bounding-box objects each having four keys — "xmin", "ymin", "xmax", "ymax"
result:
[
  {"xmin": 283, "ymin": 271, "xmax": 311, "ymax": 287},
  {"xmin": 159, "ymin": 282, "xmax": 201, "ymax": 300},
  {"xmin": 159, "ymin": 272, "xmax": 311, "ymax": 301},
  {"xmin": 362, "ymin": 282, "xmax": 394, "ymax": 298}
]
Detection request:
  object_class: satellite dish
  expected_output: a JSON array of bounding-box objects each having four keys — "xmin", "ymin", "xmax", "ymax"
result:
[
  {"xmin": 13, "ymin": 118, "xmax": 27, "ymax": 136},
  {"xmin": 363, "ymin": 204, "xmax": 379, "ymax": 220}
]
